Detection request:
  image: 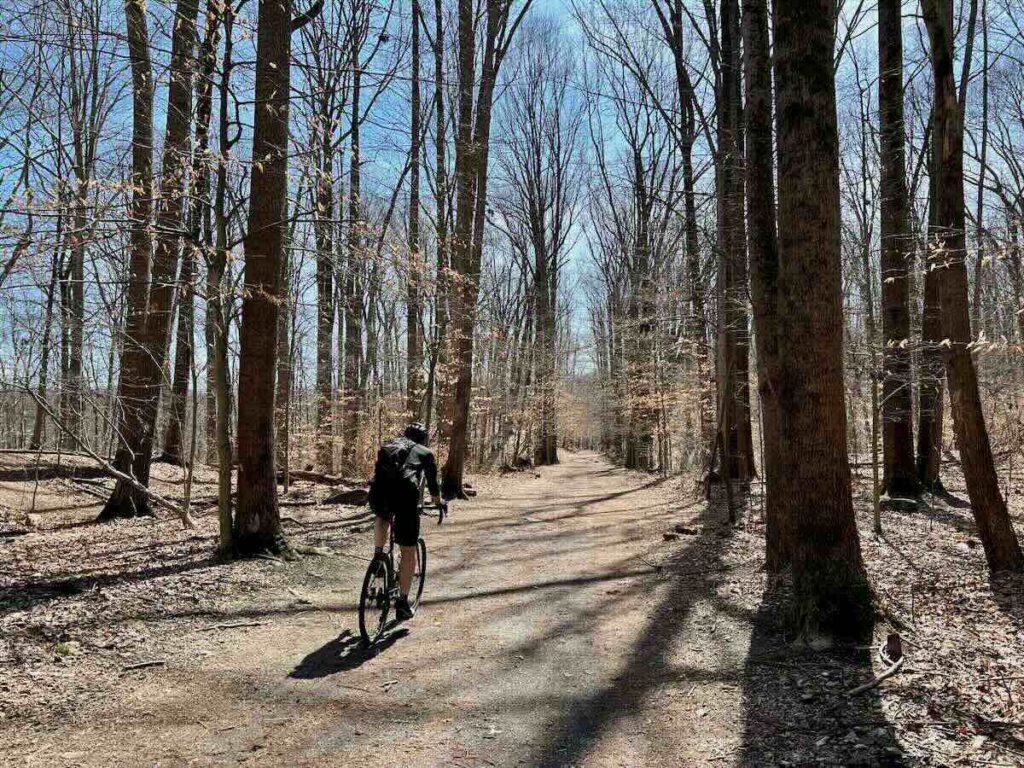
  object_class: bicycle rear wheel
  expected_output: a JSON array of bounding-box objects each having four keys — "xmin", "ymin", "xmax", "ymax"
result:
[
  {"xmin": 358, "ymin": 556, "xmax": 391, "ymax": 646},
  {"xmin": 410, "ymin": 538, "xmax": 427, "ymax": 609}
]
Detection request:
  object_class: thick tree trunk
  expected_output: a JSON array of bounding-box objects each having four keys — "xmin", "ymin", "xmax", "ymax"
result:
[
  {"xmin": 441, "ymin": 0, "xmax": 481, "ymax": 498},
  {"xmin": 877, "ymin": 0, "xmax": 918, "ymax": 497},
  {"xmin": 715, "ymin": 0, "xmax": 754, "ymax": 483},
  {"xmin": 102, "ymin": 0, "xmax": 199, "ymax": 520},
  {"xmin": 917, "ymin": 149, "xmax": 945, "ymax": 490},
  {"xmin": 922, "ymin": 0, "xmax": 1023, "ymax": 572},
  {"xmin": 99, "ymin": 0, "xmax": 154, "ymax": 518},
  {"xmin": 742, "ymin": 0, "xmax": 784, "ymax": 570},
  {"xmin": 533, "ymin": 247, "xmax": 557, "ymax": 467},
  {"xmin": 773, "ymin": 0, "xmax": 871, "ymax": 636},
  {"xmin": 233, "ymin": 0, "xmax": 291, "ymax": 556}
]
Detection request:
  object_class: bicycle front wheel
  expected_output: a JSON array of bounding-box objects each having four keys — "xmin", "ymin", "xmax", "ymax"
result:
[
  {"xmin": 358, "ymin": 556, "xmax": 390, "ymax": 646},
  {"xmin": 410, "ymin": 538, "xmax": 427, "ymax": 609}
]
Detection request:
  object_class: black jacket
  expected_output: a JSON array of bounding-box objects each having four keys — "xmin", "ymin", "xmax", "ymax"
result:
[{"xmin": 369, "ymin": 438, "xmax": 440, "ymax": 508}]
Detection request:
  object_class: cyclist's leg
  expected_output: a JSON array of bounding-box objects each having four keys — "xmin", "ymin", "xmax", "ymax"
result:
[
  {"xmin": 372, "ymin": 504, "xmax": 391, "ymax": 554},
  {"xmin": 392, "ymin": 504, "xmax": 421, "ymax": 598},
  {"xmin": 398, "ymin": 545, "xmax": 418, "ymax": 594}
]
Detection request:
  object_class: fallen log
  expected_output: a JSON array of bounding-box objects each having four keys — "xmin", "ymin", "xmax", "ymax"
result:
[
  {"xmin": 276, "ymin": 469, "xmax": 367, "ymax": 486},
  {"xmin": 322, "ymin": 487, "xmax": 368, "ymax": 506}
]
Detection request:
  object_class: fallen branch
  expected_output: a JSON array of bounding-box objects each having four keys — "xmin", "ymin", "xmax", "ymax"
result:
[
  {"xmin": 846, "ymin": 634, "xmax": 904, "ymax": 696},
  {"xmin": 846, "ymin": 657, "xmax": 903, "ymax": 696},
  {"xmin": 276, "ymin": 469, "xmax": 365, "ymax": 486},
  {"xmin": 197, "ymin": 621, "xmax": 266, "ymax": 632},
  {"xmin": 25, "ymin": 388, "xmax": 195, "ymax": 530},
  {"xmin": 122, "ymin": 659, "xmax": 167, "ymax": 671},
  {"xmin": 69, "ymin": 480, "xmax": 112, "ymax": 502}
]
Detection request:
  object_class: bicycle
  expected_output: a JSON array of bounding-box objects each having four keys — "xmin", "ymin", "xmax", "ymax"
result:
[{"xmin": 358, "ymin": 500, "xmax": 445, "ymax": 646}]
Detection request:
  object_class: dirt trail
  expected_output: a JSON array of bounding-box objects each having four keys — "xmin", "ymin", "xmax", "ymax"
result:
[{"xmin": 3, "ymin": 452, "xmax": 907, "ymax": 767}]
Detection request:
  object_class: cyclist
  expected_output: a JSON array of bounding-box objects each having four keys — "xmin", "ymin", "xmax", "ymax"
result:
[{"xmin": 368, "ymin": 422, "xmax": 446, "ymax": 620}]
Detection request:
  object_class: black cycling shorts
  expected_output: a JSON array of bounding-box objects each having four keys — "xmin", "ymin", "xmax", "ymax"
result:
[{"xmin": 373, "ymin": 501, "xmax": 420, "ymax": 547}]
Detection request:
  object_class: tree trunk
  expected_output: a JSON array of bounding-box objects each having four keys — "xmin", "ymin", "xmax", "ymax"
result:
[
  {"xmin": 211, "ymin": 0, "xmax": 234, "ymax": 554},
  {"xmin": 922, "ymin": 0, "xmax": 1024, "ymax": 572},
  {"xmin": 441, "ymin": 0, "xmax": 479, "ymax": 498},
  {"xmin": 407, "ymin": 0, "xmax": 424, "ymax": 421},
  {"xmin": 423, "ymin": 0, "xmax": 448, "ymax": 439},
  {"xmin": 275, "ymin": 226, "xmax": 293, "ymax": 481},
  {"xmin": 715, "ymin": 0, "xmax": 754, "ymax": 482},
  {"xmin": 99, "ymin": 0, "xmax": 155, "ymax": 518},
  {"xmin": 314, "ymin": 104, "xmax": 335, "ymax": 471},
  {"xmin": 442, "ymin": 0, "xmax": 516, "ymax": 497},
  {"xmin": 742, "ymin": 0, "xmax": 784, "ymax": 569},
  {"xmin": 773, "ymin": 0, "xmax": 871, "ymax": 636},
  {"xmin": 917, "ymin": 141, "xmax": 945, "ymax": 490},
  {"xmin": 233, "ymin": 0, "xmax": 291, "ymax": 556},
  {"xmin": 342, "ymin": 52, "xmax": 363, "ymax": 473},
  {"xmin": 31, "ymin": 250, "xmax": 62, "ymax": 450},
  {"xmin": 162, "ymin": 245, "xmax": 195, "ymax": 464},
  {"xmin": 878, "ymin": 0, "xmax": 918, "ymax": 497},
  {"xmin": 102, "ymin": 0, "xmax": 199, "ymax": 520}
]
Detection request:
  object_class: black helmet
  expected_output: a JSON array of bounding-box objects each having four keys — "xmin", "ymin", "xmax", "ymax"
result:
[{"xmin": 404, "ymin": 422, "xmax": 428, "ymax": 446}]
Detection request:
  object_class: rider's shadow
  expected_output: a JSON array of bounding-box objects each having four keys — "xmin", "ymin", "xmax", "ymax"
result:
[{"xmin": 288, "ymin": 627, "xmax": 409, "ymax": 679}]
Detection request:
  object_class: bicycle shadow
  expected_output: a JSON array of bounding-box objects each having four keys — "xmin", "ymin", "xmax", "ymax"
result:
[{"xmin": 288, "ymin": 627, "xmax": 409, "ymax": 679}]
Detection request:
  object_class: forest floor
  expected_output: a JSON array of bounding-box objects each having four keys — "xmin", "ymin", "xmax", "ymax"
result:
[{"xmin": 1, "ymin": 450, "xmax": 1023, "ymax": 767}]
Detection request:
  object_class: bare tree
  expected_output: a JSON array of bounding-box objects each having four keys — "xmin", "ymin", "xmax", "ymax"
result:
[
  {"xmin": 442, "ymin": 0, "xmax": 534, "ymax": 497},
  {"xmin": 773, "ymin": 0, "xmax": 870, "ymax": 635},
  {"xmin": 496, "ymin": 19, "xmax": 581, "ymax": 466},
  {"xmin": 877, "ymin": 0, "xmax": 918, "ymax": 497},
  {"xmin": 233, "ymin": 0, "xmax": 294, "ymax": 554},
  {"xmin": 922, "ymin": 0, "xmax": 1023, "ymax": 571},
  {"xmin": 101, "ymin": 0, "xmax": 201, "ymax": 520},
  {"xmin": 742, "ymin": 0, "xmax": 783, "ymax": 567}
]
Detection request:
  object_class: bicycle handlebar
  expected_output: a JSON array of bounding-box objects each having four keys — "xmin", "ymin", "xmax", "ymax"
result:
[{"xmin": 420, "ymin": 502, "xmax": 448, "ymax": 524}]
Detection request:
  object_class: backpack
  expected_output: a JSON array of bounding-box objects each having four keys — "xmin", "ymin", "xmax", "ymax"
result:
[{"xmin": 374, "ymin": 437, "xmax": 415, "ymax": 488}]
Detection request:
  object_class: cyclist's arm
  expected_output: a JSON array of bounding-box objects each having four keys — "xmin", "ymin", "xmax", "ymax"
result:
[{"xmin": 423, "ymin": 449, "xmax": 442, "ymax": 502}]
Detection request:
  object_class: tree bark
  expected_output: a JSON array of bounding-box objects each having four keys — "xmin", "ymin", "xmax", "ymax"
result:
[
  {"xmin": 102, "ymin": 0, "xmax": 199, "ymax": 520},
  {"xmin": 233, "ymin": 0, "xmax": 291, "ymax": 555},
  {"xmin": 742, "ymin": 0, "xmax": 784, "ymax": 569},
  {"xmin": 423, "ymin": 0, "xmax": 449, "ymax": 440},
  {"xmin": 31, "ymin": 250, "xmax": 62, "ymax": 450},
  {"xmin": 314, "ymin": 99, "xmax": 335, "ymax": 471},
  {"xmin": 342, "ymin": 47, "xmax": 363, "ymax": 474},
  {"xmin": 407, "ymin": 0, "xmax": 424, "ymax": 421},
  {"xmin": 99, "ymin": 0, "xmax": 155, "ymax": 518},
  {"xmin": 917, "ymin": 139, "xmax": 945, "ymax": 490},
  {"xmin": 877, "ymin": 0, "xmax": 918, "ymax": 497},
  {"xmin": 773, "ymin": 0, "xmax": 871, "ymax": 636},
  {"xmin": 162, "ymin": 245, "xmax": 195, "ymax": 465},
  {"xmin": 442, "ymin": 0, "xmax": 529, "ymax": 496},
  {"xmin": 715, "ymin": 0, "xmax": 754, "ymax": 482},
  {"xmin": 922, "ymin": 0, "xmax": 1023, "ymax": 572}
]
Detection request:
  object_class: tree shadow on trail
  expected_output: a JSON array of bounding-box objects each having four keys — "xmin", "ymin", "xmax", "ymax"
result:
[
  {"xmin": 529, "ymin": 483, "xmax": 905, "ymax": 767},
  {"xmin": 289, "ymin": 627, "xmax": 409, "ymax": 679},
  {"xmin": 529, "ymin": 488, "xmax": 737, "ymax": 767},
  {"xmin": 739, "ymin": 589, "xmax": 905, "ymax": 766}
]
